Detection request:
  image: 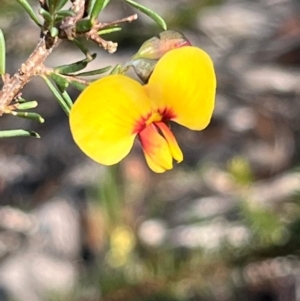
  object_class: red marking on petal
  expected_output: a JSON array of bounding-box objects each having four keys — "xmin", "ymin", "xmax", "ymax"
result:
[
  {"xmin": 132, "ymin": 112, "xmax": 151, "ymax": 134},
  {"xmin": 158, "ymin": 107, "xmax": 176, "ymax": 121}
]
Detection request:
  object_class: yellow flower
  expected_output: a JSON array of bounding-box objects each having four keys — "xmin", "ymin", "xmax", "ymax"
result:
[{"xmin": 70, "ymin": 46, "xmax": 216, "ymax": 173}]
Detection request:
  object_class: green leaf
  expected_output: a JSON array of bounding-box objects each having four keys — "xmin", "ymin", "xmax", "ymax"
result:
[
  {"xmin": 87, "ymin": 0, "xmax": 96, "ymax": 16},
  {"xmin": 69, "ymin": 80, "xmax": 87, "ymax": 91},
  {"xmin": 10, "ymin": 111, "xmax": 45, "ymax": 123},
  {"xmin": 55, "ymin": 9, "xmax": 76, "ymax": 22},
  {"xmin": 0, "ymin": 129, "xmax": 40, "ymax": 139},
  {"xmin": 49, "ymin": 72, "xmax": 69, "ymax": 91},
  {"xmin": 90, "ymin": 0, "xmax": 111, "ymax": 23},
  {"xmin": 45, "ymin": 0, "xmax": 50, "ymax": 10},
  {"xmin": 75, "ymin": 66, "xmax": 111, "ymax": 76},
  {"xmin": 98, "ymin": 26, "xmax": 122, "ymax": 35},
  {"xmin": 56, "ymin": 0, "xmax": 69, "ymax": 11},
  {"xmin": 39, "ymin": 8, "xmax": 53, "ymax": 24},
  {"xmin": 41, "ymin": 76, "xmax": 70, "ymax": 115},
  {"xmin": 76, "ymin": 19, "xmax": 92, "ymax": 33},
  {"xmin": 16, "ymin": 101, "xmax": 38, "ymax": 110},
  {"xmin": 49, "ymin": 73, "xmax": 73, "ymax": 108},
  {"xmin": 16, "ymin": 0, "xmax": 42, "ymax": 27},
  {"xmin": 47, "ymin": 0, "xmax": 68, "ymax": 13},
  {"xmin": 47, "ymin": 0, "xmax": 55, "ymax": 13},
  {"xmin": 110, "ymin": 64, "xmax": 121, "ymax": 74},
  {"xmin": 54, "ymin": 53, "xmax": 97, "ymax": 74},
  {"xmin": 16, "ymin": 97, "xmax": 28, "ymax": 103},
  {"xmin": 61, "ymin": 90, "xmax": 73, "ymax": 109},
  {"xmin": 73, "ymin": 38, "xmax": 92, "ymax": 57},
  {"xmin": 124, "ymin": 0, "xmax": 167, "ymax": 30},
  {"xmin": 0, "ymin": 29, "xmax": 6, "ymax": 75}
]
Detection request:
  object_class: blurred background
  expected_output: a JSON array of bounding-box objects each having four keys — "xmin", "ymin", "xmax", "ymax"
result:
[{"xmin": 1, "ymin": 0, "xmax": 300, "ymax": 300}]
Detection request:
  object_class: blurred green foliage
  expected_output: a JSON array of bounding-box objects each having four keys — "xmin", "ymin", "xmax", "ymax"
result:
[{"xmin": 71, "ymin": 156, "xmax": 300, "ymax": 301}]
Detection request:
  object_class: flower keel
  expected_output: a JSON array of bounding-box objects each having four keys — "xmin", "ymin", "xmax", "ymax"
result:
[{"xmin": 138, "ymin": 123, "xmax": 183, "ymax": 173}]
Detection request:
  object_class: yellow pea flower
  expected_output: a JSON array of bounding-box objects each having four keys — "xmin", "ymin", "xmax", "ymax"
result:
[{"xmin": 70, "ymin": 46, "xmax": 216, "ymax": 173}]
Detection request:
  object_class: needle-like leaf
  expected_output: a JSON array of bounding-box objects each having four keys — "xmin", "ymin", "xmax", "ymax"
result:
[
  {"xmin": 74, "ymin": 66, "xmax": 111, "ymax": 76},
  {"xmin": 0, "ymin": 129, "xmax": 40, "ymax": 138},
  {"xmin": 10, "ymin": 111, "xmax": 45, "ymax": 123},
  {"xmin": 90, "ymin": 0, "xmax": 111, "ymax": 23},
  {"xmin": 124, "ymin": 0, "xmax": 167, "ymax": 30},
  {"xmin": 41, "ymin": 76, "xmax": 70, "ymax": 115},
  {"xmin": 15, "ymin": 101, "xmax": 38, "ymax": 110},
  {"xmin": 0, "ymin": 29, "xmax": 6, "ymax": 75},
  {"xmin": 98, "ymin": 27, "xmax": 122, "ymax": 35},
  {"xmin": 54, "ymin": 54, "xmax": 96, "ymax": 74},
  {"xmin": 39, "ymin": 8, "xmax": 53, "ymax": 24},
  {"xmin": 17, "ymin": 0, "xmax": 42, "ymax": 27}
]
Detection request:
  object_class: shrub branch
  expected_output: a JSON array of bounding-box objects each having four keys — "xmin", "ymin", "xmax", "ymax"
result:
[{"xmin": 0, "ymin": 0, "xmax": 138, "ymax": 116}]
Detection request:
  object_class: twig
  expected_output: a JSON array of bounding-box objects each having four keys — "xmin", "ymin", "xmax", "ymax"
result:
[
  {"xmin": 61, "ymin": 0, "xmax": 86, "ymax": 38},
  {"xmin": 95, "ymin": 14, "xmax": 138, "ymax": 30},
  {"xmin": 0, "ymin": 0, "xmax": 86, "ymax": 116},
  {"xmin": 0, "ymin": 37, "xmax": 60, "ymax": 116},
  {"xmin": 0, "ymin": 1, "xmax": 138, "ymax": 116},
  {"xmin": 86, "ymin": 14, "xmax": 138, "ymax": 53}
]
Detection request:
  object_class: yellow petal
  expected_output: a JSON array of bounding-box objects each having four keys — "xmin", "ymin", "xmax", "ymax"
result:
[
  {"xmin": 70, "ymin": 75, "xmax": 152, "ymax": 165},
  {"xmin": 139, "ymin": 124, "xmax": 173, "ymax": 173},
  {"xmin": 145, "ymin": 46, "xmax": 216, "ymax": 130}
]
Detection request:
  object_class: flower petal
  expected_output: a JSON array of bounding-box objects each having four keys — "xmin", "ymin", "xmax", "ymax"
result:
[
  {"xmin": 155, "ymin": 122, "xmax": 183, "ymax": 163},
  {"xmin": 145, "ymin": 46, "xmax": 216, "ymax": 130},
  {"xmin": 70, "ymin": 75, "xmax": 152, "ymax": 165},
  {"xmin": 139, "ymin": 124, "xmax": 173, "ymax": 173}
]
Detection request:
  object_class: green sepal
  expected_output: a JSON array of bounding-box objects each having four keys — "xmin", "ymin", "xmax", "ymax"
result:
[
  {"xmin": 0, "ymin": 129, "xmax": 40, "ymax": 139},
  {"xmin": 16, "ymin": 101, "xmax": 38, "ymax": 110},
  {"xmin": 16, "ymin": 0, "xmax": 42, "ymax": 27},
  {"xmin": 128, "ymin": 30, "xmax": 191, "ymax": 82},
  {"xmin": 132, "ymin": 30, "xmax": 190, "ymax": 60},
  {"xmin": 54, "ymin": 53, "xmax": 97, "ymax": 74},
  {"xmin": 0, "ymin": 29, "xmax": 6, "ymax": 75},
  {"xmin": 39, "ymin": 8, "xmax": 53, "ymax": 24},
  {"xmin": 98, "ymin": 26, "xmax": 122, "ymax": 35},
  {"xmin": 130, "ymin": 58, "xmax": 156, "ymax": 83},
  {"xmin": 10, "ymin": 111, "xmax": 45, "ymax": 123},
  {"xmin": 75, "ymin": 66, "xmax": 111, "ymax": 76},
  {"xmin": 75, "ymin": 19, "xmax": 92, "ymax": 33},
  {"xmin": 90, "ymin": 0, "xmax": 111, "ymax": 23},
  {"xmin": 41, "ymin": 75, "xmax": 70, "ymax": 115},
  {"xmin": 124, "ymin": 0, "xmax": 167, "ymax": 30}
]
